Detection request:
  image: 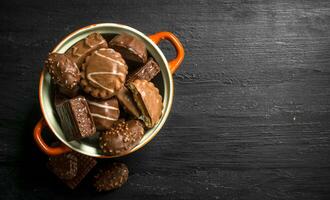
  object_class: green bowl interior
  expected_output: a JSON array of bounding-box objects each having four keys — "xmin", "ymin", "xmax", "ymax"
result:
[{"xmin": 41, "ymin": 24, "xmax": 172, "ymax": 157}]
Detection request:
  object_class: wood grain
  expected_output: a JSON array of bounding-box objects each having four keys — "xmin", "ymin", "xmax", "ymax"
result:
[{"xmin": 1, "ymin": 0, "xmax": 330, "ymax": 199}]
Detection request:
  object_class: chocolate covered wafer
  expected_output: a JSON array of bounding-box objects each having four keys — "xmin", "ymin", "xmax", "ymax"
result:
[
  {"xmin": 64, "ymin": 152, "xmax": 97, "ymax": 189},
  {"xmin": 47, "ymin": 153, "xmax": 78, "ymax": 180},
  {"xmin": 47, "ymin": 152, "xmax": 97, "ymax": 189},
  {"xmin": 55, "ymin": 96, "xmax": 96, "ymax": 141},
  {"xmin": 126, "ymin": 58, "xmax": 160, "ymax": 83}
]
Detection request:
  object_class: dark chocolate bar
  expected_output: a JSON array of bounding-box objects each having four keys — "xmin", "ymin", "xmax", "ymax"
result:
[{"xmin": 126, "ymin": 58, "xmax": 160, "ymax": 83}]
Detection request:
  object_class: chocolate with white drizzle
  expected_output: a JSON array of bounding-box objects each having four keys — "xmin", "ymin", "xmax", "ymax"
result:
[
  {"xmin": 65, "ymin": 32, "xmax": 108, "ymax": 68},
  {"xmin": 87, "ymin": 97, "xmax": 120, "ymax": 130},
  {"xmin": 80, "ymin": 48, "xmax": 128, "ymax": 99}
]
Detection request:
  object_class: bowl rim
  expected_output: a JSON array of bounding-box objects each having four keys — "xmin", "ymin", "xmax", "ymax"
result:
[{"xmin": 39, "ymin": 23, "xmax": 174, "ymax": 158}]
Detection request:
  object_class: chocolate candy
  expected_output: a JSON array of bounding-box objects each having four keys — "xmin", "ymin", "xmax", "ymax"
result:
[
  {"xmin": 80, "ymin": 48, "xmax": 128, "ymax": 99},
  {"xmin": 65, "ymin": 32, "xmax": 108, "ymax": 68},
  {"xmin": 45, "ymin": 53, "xmax": 80, "ymax": 97},
  {"xmin": 94, "ymin": 162, "xmax": 129, "ymax": 191},
  {"xmin": 126, "ymin": 58, "xmax": 160, "ymax": 83},
  {"xmin": 47, "ymin": 152, "xmax": 97, "ymax": 189},
  {"xmin": 55, "ymin": 96, "xmax": 96, "ymax": 141},
  {"xmin": 87, "ymin": 97, "xmax": 120, "ymax": 130},
  {"xmin": 64, "ymin": 152, "xmax": 97, "ymax": 189},
  {"xmin": 116, "ymin": 86, "xmax": 140, "ymax": 119},
  {"xmin": 128, "ymin": 79, "xmax": 163, "ymax": 128},
  {"xmin": 109, "ymin": 33, "xmax": 147, "ymax": 64},
  {"xmin": 47, "ymin": 153, "xmax": 78, "ymax": 180},
  {"xmin": 99, "ymin": 119, "xmax": 144, "ymax": 155}
]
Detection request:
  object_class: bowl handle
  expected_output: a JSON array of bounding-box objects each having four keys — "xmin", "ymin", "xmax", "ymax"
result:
[
  {"xmin": 149, "ymin": 32, "xmax": 184, "ymax": 74},
  {"xmin": 33, "ymin": 118, "xmax": 71, "ymax": 156}
]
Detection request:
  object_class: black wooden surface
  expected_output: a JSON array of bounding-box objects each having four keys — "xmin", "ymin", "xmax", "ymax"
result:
[{"xmin": 1, "ymin": 0, "xmax": 330, "ymax": 199}]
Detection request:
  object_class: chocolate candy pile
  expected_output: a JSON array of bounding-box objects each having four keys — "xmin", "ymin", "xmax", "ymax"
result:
[
  {"xmin": 47, "ymin": 152, "xmax": 128, "ymax": 191},
  {"xmin": 44, "ymin": 32, "xmax": 163, "ymax": 190},
  {"xmin": 45, "ymin": 32, "xmax": 163, "ymax": 154}
]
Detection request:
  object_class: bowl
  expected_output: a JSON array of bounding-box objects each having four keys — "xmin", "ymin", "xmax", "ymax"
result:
[{"xmin": 33, "ymin": 23, "xmax": 184, "ymax": 158}]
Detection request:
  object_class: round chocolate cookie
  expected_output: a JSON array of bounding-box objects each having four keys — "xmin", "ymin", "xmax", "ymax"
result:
[
  {"xmin": 45, "ymin": 53, "xmax": 80, "ymax": 97},
  {"xmin": 94, "ymin": 162, "xmax": 129, "ymax": 192},
  {"xmin": 87, "ymin": 97, "xmax": 120, "ymax": 130},
  {"xmin": 109, "ymin": 33, "xmax": 147, "ymax": 64},
  {"xmin": 99, "ymin": 119, "xmax": 144, "ymax": 155},
  {"xmin": 80, "ymin": 48, "xmax": 128, "ymax": 99},
  {"xmin": 128, "ymin": 79, "xmax": 163, "ymax": 128}
]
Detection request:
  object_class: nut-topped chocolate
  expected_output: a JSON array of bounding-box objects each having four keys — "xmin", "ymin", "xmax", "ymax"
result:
[
  {"xmin": 55, "ymin": 96, "xmax": 96, "ymax": 141},
  {"xmin": 87, "ymin": 97, "xmax": 120, "ymax": 130},
  {"xmin": 99, "ymin": 119, "xmax": 144, "ymax": 155},
  {"xmin": 94, "ymin": 162, "xmax": 129, "ymax": 191},
  {"xmin": 109, "ymin": 33, "xmax": 147, "ymax": 64},
  {"xmin": 128, "ymin": 79, "xmax": 163, "ymax": 128},
  {"xmin": 80, "ymin": 48, "xmax": 128, "ymax": 99},
  {"xmin": 65, "ymin": 32, "xmax": 108, "ymax": 68},
  {"xmin": 45, "ymin": 53, "xmax": 80, "ymax": 97}
]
